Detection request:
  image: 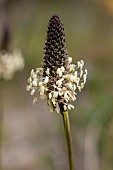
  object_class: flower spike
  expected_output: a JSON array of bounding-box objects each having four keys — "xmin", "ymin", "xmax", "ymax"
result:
[
  {"xmin": 43, "ymin": 14, "xmax": 68, "ymax": 76},
  {"xmin": 26, "ymin": 14, "xmax": 88, "ymax": 113}
]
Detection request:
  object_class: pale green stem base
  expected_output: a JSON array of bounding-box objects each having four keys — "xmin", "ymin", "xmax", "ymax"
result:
[{"xmin": 62, "ymin": 111, "xmax": 75, "ymax": 170}]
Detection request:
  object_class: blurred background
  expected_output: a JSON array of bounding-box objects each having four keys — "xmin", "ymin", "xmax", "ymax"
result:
[{"xmin": 0, "ymin": 0, "xmax": 113, "ymax": 170}]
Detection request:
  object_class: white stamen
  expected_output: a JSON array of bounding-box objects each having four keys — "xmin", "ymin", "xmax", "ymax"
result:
[
  {"xmin": 31, "ymin": 69, "xmax": 34, "ymax": 76},
  {"xmin": 83, "ymin": 74, "xmax": 87, "ymax": 84},
  {"xmin": 73, "ymin": 84, "xmax": 76, "ymax": 90},
  {"xmin": 28, "ymin": 77, "xmax": 32, "ymax": 83},
  {"xmin": 31, "ymin": 89, "xmax": 35, "ymax": 95},
  {"xmin": 56, "ymin": 78, "xmax": 64, "ymax": 87},
  {"xmin": 64, "ymin": 105, "xmax": 67, "ymax": 111},
  {"xmin": 85, "ymin": 69, "xmax": 88, "ymax": 75},
  {"xmin": 33, "ymin": 74, "xmax": 37, "ymax": 79},
  {"xmin": 68, "ymin": 104, "xmax": 74, "ymax": 110},
  {"xmin": 80, "ymin": 83, "xmax": 84, "ymax": 89},
  {"xmin": 66, "ymin": 83, "xmax": 73, "ymax": 90},
  {"xmin": 52, "ymin": 97, "xmax": 56, "ymax": 105},
  {"xmin": 81, "ymin": 60, "xmax": 84, "ymax": 65},
  {"xmin": 53, "ymin": 91, "xmax": 58, "ymax": 98},
  {"xmin": 32, "ymin": 80, "xmax": 37, "ymax": 87},
  {"xmin": 26, "ymin": 85, "xmax": 31, "ymax": 91},
  {"xmin": 64, "ymin": 91, "xmax": 69, "ymax": 101},
  {"xmin": 69, "ymin": 64, "xmax": 75, "ymax": 72},
  {"xmin": 50, "ymin": 106, "xmax": 54, "ymax": 113},
  {"xmin": 49, "ymin": 93, "xmax": 52, "ymax": 99},
  {"xmin": 44, "ymin": 76, "xmax": 49, "ymax": 84},
  {"xmin": 61, "ymin": 66, "xmax": 65, "ymax": 72},
  {"xmin": 46, "ymin": 68, "xmax": 50, "ymax": 75},
  {"xmin": 74, "ymin": 71, "xmax": 77, "ymax": 77},
  {"xmin": 77, "ymin": 61, "xmax": 80, "ymax": 67},
  {"xmin": 80, "ymin": 70, "xmax": 83, "ymax": 77},
  {"xmin": 69, "ymin": 75, "xmax": 74, "ymax": 82},
  {"xmin": 56, "ymin": 102, "xmax": 60, "ymax": 113},
  {"xmin": 57, "ymin": 68, "xmax": 62, "ymax": 77},
  {"xmin": 33, "ymin": 97, "xmax": 37, "ymax": 105},
  {"xmin": 68, "ymin": 57, "xmax": 72, "ymax": 64},
  {"xmin": 40, "ymin": 86, "xmax": 44, "ymax": 95},
  {"xmin": 73, "ymin": 75, "xmax": 78, "ymax": 82},
  {"xmin": 39, "ymin": 81, "xmax": 43, "ymax": 86},
  {"xmin": 59, "ymin": 90, "xmax": 64, "ymax": 96}
]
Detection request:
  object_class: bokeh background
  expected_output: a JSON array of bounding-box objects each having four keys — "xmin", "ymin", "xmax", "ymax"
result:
[{"xmin": 0, "ymin": 0, "xmax": 113, "ymax": 170}]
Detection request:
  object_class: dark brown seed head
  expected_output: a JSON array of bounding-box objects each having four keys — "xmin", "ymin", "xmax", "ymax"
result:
[
  {"xmin": 0, "ymin": 23, "xmax": 11, "ymax": 52},
  {"xmin": 43, "ymin": 14, "xmax": 69, "ymax": 76}
]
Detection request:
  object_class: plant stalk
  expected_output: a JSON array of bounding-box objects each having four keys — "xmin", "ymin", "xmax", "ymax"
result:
[
  {"xmin": 62, "ymin": 110, "xmax": 75, "ymax": 170},
  {"xmin": 0, "ymin": 84, "xmax": 3, "ymax": 170}
]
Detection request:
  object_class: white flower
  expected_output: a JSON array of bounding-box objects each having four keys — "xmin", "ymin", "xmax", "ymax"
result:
[
  {"xmin": 64, "ymin": 105, "xmax": 67, "ymax": 111},
  {"xmin": 56, "ymin": 102, "xmax": 60, "ymax": 113},
  {"xmin": 39, "ymin": 81, "xmax": 43, "ymax": 86},
  {"xmin": 80, "ymin": 70, "xmax": 83, "ymax": 77},
  {"xmin": 56, "ymin": 78, "xmax": 64, "ymax": 87},
  {"xmin": 76, "ymin": 77, "xmax": 80, "ymax": 86},
  {"xmin": 77, "ymin": 61, "xmax": 80, "ymax": 67},
  {"xmin": 57, "ymin": 67, "xmax": 62, "ymax": 77},
  {"xmin": 78, "ymin": 86, "xmax": 82, "ymax": 91},
  {"xmin": 31, "ymin": 89, "xmax": 35, "ymax": 95},
  {"xmin": 26, "ymin": 58, "xmax": 87, "ymax": 113},
  {"xmin": 26, "ymin": 85, "xmax": 31, "ymax": 91},
  {"xmin": 46, "ymin": 68, "xmax": 50, "ymax": 75},
  {"xmin": 0, "ymin": 49, "xmax": 24, "ymax": 80},
  {"xmin": 64, "ymin": 91, "xmax": 69, "ymax": 102},
  {"xmin": 39, "ymin": 85, "xmax": 45, "ymax": 94},
  {"xmin": 59, "ymin": 90, "xmax": 64, "ymax": 96},
  {"xmin": 28, "ymin": 77, "xmax": 32, "ymax": 83},
  {"xmin": 36, "ymin": 69, "xmax": 40, "ymax": 74},
  {"xmin": 31, "ymin": 69, "xmax": 34, "ymax": 77},
  {"xmin": 68, "ymin": 104, "xmax": 74, "ymax": 110},
  {"xmin": 80, "ymin": 60, "xmax": 84, "ymax": 69},
  {"xmin": 69, "ymin": 75, "xmax": 74, "ymax": 82},
  {"xmin": 32, "ymin": 74, "xmax": 37, "ymax": 79},
  {"xmin": 49, "ymin": 92, "xmax": 52, "ymax": 99},
  {"xmin": 32, "ymin": 80, "xmax": 37, "ymax": 87},
  {"xmin": 69, "ymin": 93, "xmax": 76, "ymax": 101},
  {"xmin": 66, "ymin": 83, "xmax": 73, "ymax": 90},
  {"xmin": 73, "ymin": 74, "xmax": 78, "ymax": 82},
  {"xmin": 61, "ymin": 66, "xmax": 65, "ymax": 72},
  {"xmin": 85, "ymin": 69, "xmax": 88, "ymax": 75},
  {"xmin": 68, "ymin": 57, "xmax": 72, "ymax": 64},
  {"xmin": 44, "ymin": 76, "xmax": 49, "ymax": 84},
  {"xmin": 33, "ymin": 97, "xmax": 37, "ymax": 105},
  {"xmin": 53, "ymin": 91, "xmax": 58, "ymax": 98},
  {"xmin": 80, "ymin": 83, "xmax": 84, "ymax": 89},
  {"xmin": 52, "ymin": 97, "xmax": 56, "ymax": 105},
  {"xmin": 69, "ymin": 64, "xmax": 75, "ymax": 72},
  {"xmin": 73, "ymin": 84, "xmax": 76, "ymax": 90},
  {"xmin": 83, "ymin": 74, "xmax": 87, "ymax": 84}
]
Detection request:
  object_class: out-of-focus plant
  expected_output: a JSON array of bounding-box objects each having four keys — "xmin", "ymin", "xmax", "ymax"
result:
[
  {"xmin": 26, "ymin": 14, "xmax": 87, "ymax": 170},
  {"xmin": 0, "ymin": 23, "xmax": 24, "ymax": 80},
  {"xmin": 0, "ymin": 21, "xmax": 25, "ymax": 170}
]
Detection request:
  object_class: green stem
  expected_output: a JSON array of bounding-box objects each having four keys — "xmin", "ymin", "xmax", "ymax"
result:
[
  {"xmin": 0, "ymin": 84, "xmax": 3, "ymax": 170},
  {"xmin": 62, "ymin": 110, "xmax": 75, "ymax": 170}
]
